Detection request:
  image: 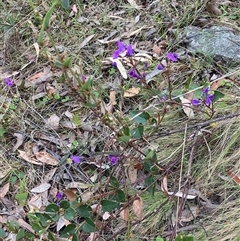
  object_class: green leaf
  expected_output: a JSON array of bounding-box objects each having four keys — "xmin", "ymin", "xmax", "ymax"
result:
[
  {"xmin": 60, "ymin": 224, "xmax": 76, "ymax": 237},
  {"xmin": 110, "ymin": 176, "xmax": 120, "ymax": 188},
  {"xmin": 48, "ymin": 231, "xmax": 57, "ymax": 241},
  {"xmin": 144, "ymin": 149, "xmax": 157, "ymax": 162},
  {"xmin": 156, "ymin": 236, "xmax": 164, "ymax": 241},
  {"xmin": 72, "ymin": 233, "xmax": 79, "ymax": 241},
  {"xmin": 130, "ymin": 125, "xmax": 143, "ymax": 138},
  {"xmin": 145, "ymin": 176, "xmax": 156, "ymax": 196},
  {"xmin": 82, "ymin": 217, "xmax": 96, "ymax": 233},
  {"xmin": 15, "ymin": 193, "xmax": 28, "ymax": 206},
  {"xmin": 81, "ymin": 78, "xmax": 93, "ymax": 91},
  {"xmin": 76, "ymin": 205, "xmax": 92, "ymax": 217},
  {"xmin": 35, "ymin": 213, "xmax": 52, "ymax": 227},
  {"xmin": 130, "ymin": 111, "xmax": 150, "ymax": 124},
  {"xmin": 46, "ymin": 203, "xmax": 59, "ymax": 212},
  {"xmin": 118, "ymin": 135, "xmax": 131, "ymax": 143},
  {"xmin": 8, "ymin": 220, "xmax": 19, "ymax": 231},
  {"xmin": 213, "ymin": 90, "xmax": 225, "ymax": 102},
  {"xmin": 61, "ymin": 0, "xmax": 69, "ymax": 9},
  {"xmin": 64, "ymin": 207, "xmax": 75, "ymax": 220},
  {"xmin": 0, "ymin": 228, "xmax": 6, "ymax": 238},
  {"xmin": 82, "ymin": 103, "xmax": 97, "ymax": 108},
  {"xmin": 60, "ymin": 200, "xmax": 70, "ymax": 209},
  {"xmin": 62, "ymin": 57, "xmax": 72, "ymax": 68},
  {"xmin": 101, "ymin": 200, "xmax": 119, "ymax": 212},
  {"xmin": 115, "ymin": 189, "xmax": 126, "ymax": 202},
  {"xmin": 31, "ymin": 223, "xmax": 43, "ymax": 232},
  {"xmin": 175, "ymin": 235, "xmax": 194, "ymax": 241},
  {"xmin": 16, "ymin": 229, "xmax": 25, "ymax": 240}
]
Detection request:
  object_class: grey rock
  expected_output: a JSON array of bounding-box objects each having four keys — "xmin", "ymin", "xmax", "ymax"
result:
[{"xmin": 184, "ymin": 26, "xmax": 240, "ymax": 64}]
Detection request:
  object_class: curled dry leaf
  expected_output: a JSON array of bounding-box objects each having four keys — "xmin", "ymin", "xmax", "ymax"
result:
[
  {"xmin": 119, "ymin": 207, "xmax": 129, "ymax": 221},
  {"xmin": 18, "ymin": 218, "xmax": 35, "ymax": 234},
  {"xmin": 161, "ymin": 176, "xmax": 196, "ymax": 199},
  {"xmin": 152, "ymin": 44, "xmax": 162, "ymax": 56},
  {"xmin": 30, "ymin": 183, "xmax": 51, "ymax": 193},
  {"xmin": 33, "ymin": 42, "xmax": 40, "ymax": 62},
  {"xmin": 180, "ymin": 96, "xmax": 194, "ymax": 118},
  {"xmin": 127, "ymin": 164, "xmax": 138, "ymax": 184},
  {"xmin": 0, "ymin": 182, "xmax": 10, "ymax": 199},
  {"xmin": 46, "ymin": 114, "xmax": 60, "ymax": 130},
  {"xmin": 100, "ymin": 101, "xmax": 113, "ymax": 115},
  {"xmin": 57, "ymin": 216, "xmax": 70, "ymax": 232},
  {"xmin": 205, "ymin": 0, "xmax": 222, "ymax": 16},
  {"xmin": 12, "ymin": 133, "xmax": 24, "ymax": 152},
  {"xmin": 66, "ymin": 182, "xmax": 94, "ymax": 189},
  {"xmin": 28, "ymin": 195, "xmax": 43, "ymax": 211},
  {"xmin": 124, "ymin": 87, "xmax": 140, "ymax": 98},
  {"xmin": 180, "ymin": 206, "xmax": 200, "ymax": 222},
  {"xmin": 102, "ymin": 212, "xmax": 111, "ymax": 220},
  {"xmin": 132, "ymin": 195, "xmax": 143, "ymax": 220},
  {"xmin": 226, "ymin": 170, "xmax": 240, "ymax": 185},
  {"xmin": 35, "ymin": 151, "xmax": 58, "ymax": 166},
  {"xmin": 18, "ymin": 150, "xmax": 42, "ymax": 166}
]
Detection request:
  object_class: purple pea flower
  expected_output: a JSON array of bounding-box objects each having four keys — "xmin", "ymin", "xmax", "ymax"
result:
[
  {"xmin": 56, "ymin": 191, "xmax": 63, "ymax": 201},
  {"xmin": 144, "ymin": 62, "xmax": 148, "ymax": 69},
  {"xmin": 108, "ymin": 155, "xmax": 118, "ymax": 166},
  {"xmin": 191, "ymin": 99, "xmax": 200, "ymax": 106},
  {"xmin": 157, "ymin": 64, "xmax": 164, "ymax": 70},
  {"xmin": 70, "ymin": 155, "xmax": 81, "ymax": 164},
  {"xmin": 203, "ymin": 87, "xmax": 210, "ymax": 94},
  {"xmin": 129, "ymin": 68, "xmax": 141, "ymax": 79},
  {"xmin": 126, "ymin": 44, "xmax": 134, "ymax": 56},
  {"xmin": 117, "ymin": 40, "xmax": 126, "ymax": 52},
  {"xmin": 205, "ymin": 94, "xmax": 214, "ymax": 106},
  {"xmin": 166, "ymin": 52, "xmax": 178, "ymax": 62},
  {"xmin": 112, "ymin": 61, "xmax": 117, "ymax": 68},
  {"xmin": 113, "ymin": 49, "xmax": 121, "ymax": 59},
  {"xmin": 5, "ymin": 77, "xmax": 14, "ymax": 87}
]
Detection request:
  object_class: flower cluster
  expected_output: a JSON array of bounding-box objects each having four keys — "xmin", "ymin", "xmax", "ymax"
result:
[
  {"xmin": 192, "ymin": 87, "xmax": 214, "ymax": 106},
  {"xmin": 113, "ymin": 40, "xmax": 134, "ymax": 59},
  {"xmin": 111, "ymin": 40, "xmax": 178, "ymax": 81},
  {"xmin": 5, "ymin": 77, "xmax": 14, "ymax": 87}
]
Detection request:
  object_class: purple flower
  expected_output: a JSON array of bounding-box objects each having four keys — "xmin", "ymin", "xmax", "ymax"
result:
[
  {"xmin": 157, "ymin": 64, "xmax": 164, "ymax": 70},
  {"xmin": 112, "ymin": 61, "xmax": 117, "ymax": 68},
  {"xmin": 56, "ymin": 191, "xmax": 63, "ymax": 201},
  {"xmin": 166, "ymin": 52, "xmax": 178, "ymax": 62},
  {"xmin": 117, "ymin": 40, "xmax": 126, "ymax": 52},
  {"xmin": 144, "ymin": 62, "xmax": 148, "ymax": 69},
  {"xmin": 191, "ymin": 99, "xmax": 200, "ymax": 106},
  {"xmin": 205, "ymin": 94, "xmax": 214, "ymax": 106},
  {"xmin": 126, "ymin": 44, "xmax": 134, "ymax": 56},
  {"xmin": 113, "ymin": 49, "xmax": 120, "ymax": 59},
  {"xmin": 5, "ymin": 77, "xmax": 14, "ymax": 87},
  {"xmin": 129, "ymin": 68, "xmax": 141, "ymax": 79},
  {"xmin": 70, "ymin": 155, "xmax": 81, "ymax": 164},
  {"xmin": 108, "ymin": 155, "xmax": 118, "ymax": 166},
  {"xmin": 203, "ymin": 87, "xmax": 210, "ymax": 94}
]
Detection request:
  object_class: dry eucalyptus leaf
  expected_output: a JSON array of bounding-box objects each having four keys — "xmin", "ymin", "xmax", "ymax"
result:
[
  {"xmin": 64, "ymin": 189, "xmax": 77, "ymax": 201},
  {"xmin": 180, "ymin": 96, "xmax": 194, "ymax": 118},
  {"xmin": 18, "ymin": 150, "xmax": 42, "ymax": 166},
  {"xmin": 18, "ymin": 218, "xmax": 35, "ymax": 234},
  {"xmin": 57, "ymin": 216, "xmax": 70, "ymax": 232},
  {"xmin": 79, "ymin": 34, "xmax": 95, "ymax": 49},
  {"xmin": 124, "ymin": 87, "xmax": 140, "ymax": 97},
  {"xmin": 28, "ymin": 195, "xmax": 43, "ymax": 210},
  {"xmin": 0, "ymin": 182, "xmax": 10, "ymax": 199},
  {"xmin": 46, "ymin": 114, "xmax": 60, "ymax": 130},
  {"xmin": 30, "ymin": 183, "xmax": 51, "ymax": 193},
  {"xmin": 12, "ymin": 133, "xmax": 24, "ymax": 152},
  {"xmin": 102, "ymin": 212, "xmax": 111, "ymax": 220},
  {"xmin": 127, "ymin": 164, "xmax": 138, "ymax": 184},
  {"xmin": 119, "ymin": 207, "xmax": 129, "ymax": 221},
  {"xmin": 61, "ymin": 120, "xmax": 77, "ymax": 129},
  {"xmin": 180, "ymin": 206, "xmax": 200, "ymax": 222},
  {"xmin": 110, "ymin": 90, "xmax": 117, "ymax": 105},
  {"xmin": 44, "ymin": 167, "xmax": 57, "ymax": 182},
  {"xmin": 66, "ymin": 182, "xmax": 94, "ymax": 189},
  {"xmin": 161, "ymin": 176, "xmax": 196, "ymax": 199},
  {"xmin": 33, "ymin": 42, "xmax": 40, "ymax": 62},
  {"xmin": 205, "ymin": 0, "xmax": 222, "ymax": 15},
  {"xmin": 132, "ymin": 196, "xmax": 143, "ymax": 220},
  {"xmin": 0, "ymin": 168, "xmax": 11, "ymax": 179},
  {"xmin": 100, "ymin": 101, "xmax": 113, "ymax": 114},
  {"xmin": 35, "ymin": 151, "xmax": 58, "ymax": 166},
  {"xmin": 127, "ymin": 0, "xmax": 140, "ymax": 9},
  {"xmin": 109, "ymin": 58, "xmax": 127, "ymax": 79},
  {"xmin": 152, "ymin": 44, "xmax": 162, "ymax": 56}
]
